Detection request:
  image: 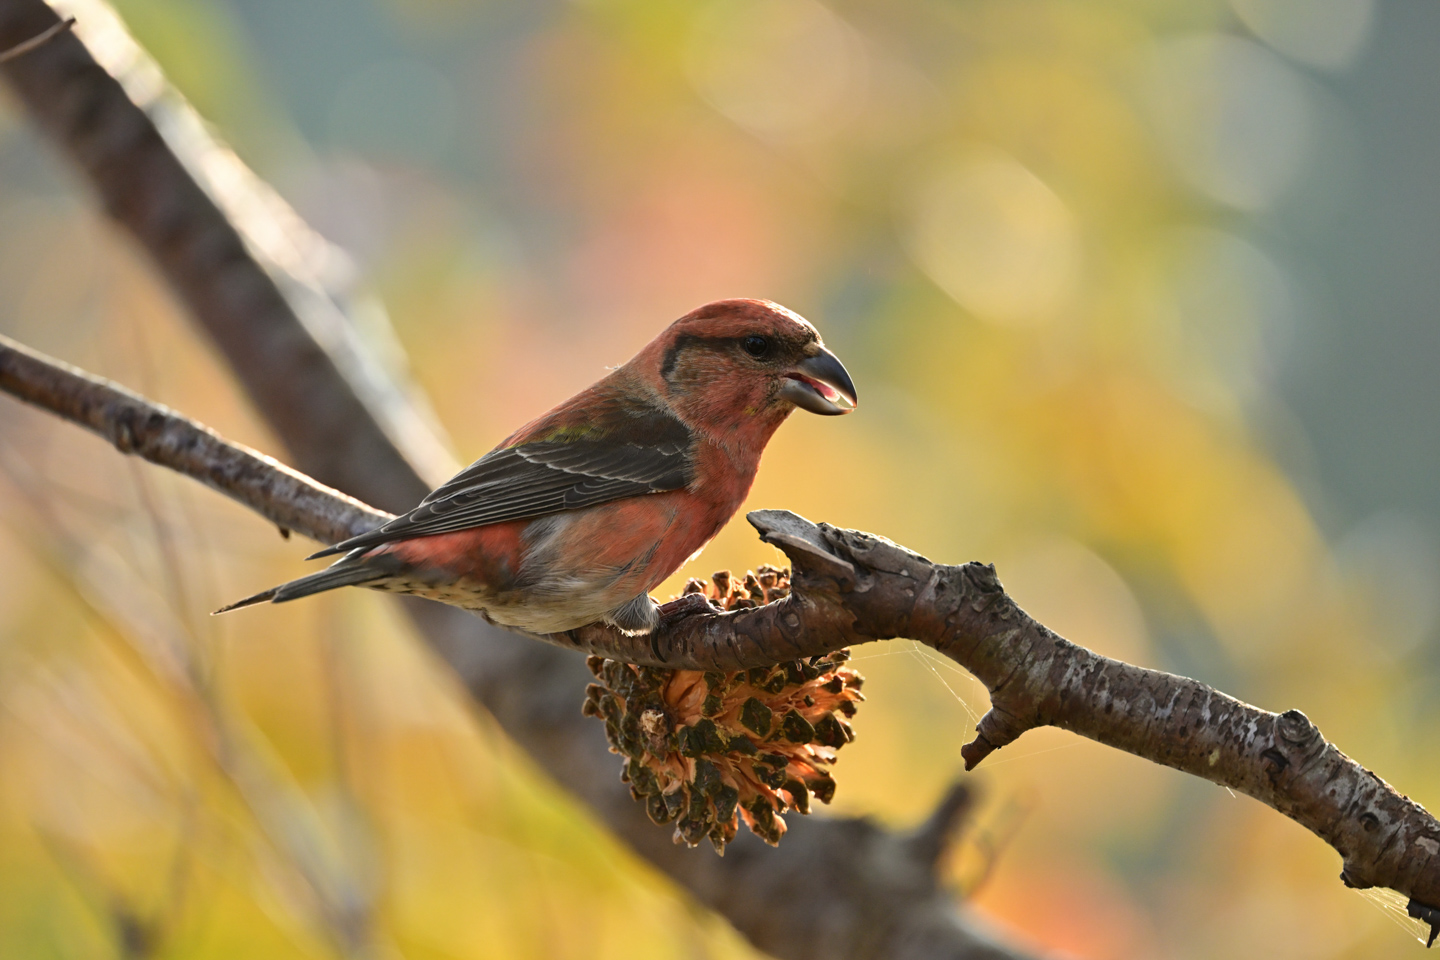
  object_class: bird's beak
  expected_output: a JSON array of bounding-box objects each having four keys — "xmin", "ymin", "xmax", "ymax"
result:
[{"xmin": 779, "ymin": 347, "xmax": 858, "ymax": 416}]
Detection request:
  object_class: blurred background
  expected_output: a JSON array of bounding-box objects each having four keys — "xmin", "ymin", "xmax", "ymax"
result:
[{"xmin": 1, "ymin": 0, "xmax": 1437, "ymax": 957}]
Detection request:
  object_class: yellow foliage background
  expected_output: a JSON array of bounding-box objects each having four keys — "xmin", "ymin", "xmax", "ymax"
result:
[{"xmin": 0, "ymin": 0, "xmax": 1433, "ymax": 958}]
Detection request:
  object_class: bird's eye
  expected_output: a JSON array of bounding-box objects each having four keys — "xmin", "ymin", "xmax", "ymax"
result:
[{"xmin": 743, "ymin": 335, "xmax": 771, "ymax": 358}]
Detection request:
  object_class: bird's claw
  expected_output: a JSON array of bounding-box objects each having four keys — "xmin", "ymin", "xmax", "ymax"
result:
[{"xmin": 659, "ymin": 592, "xmax": 718, "ymax": 621}]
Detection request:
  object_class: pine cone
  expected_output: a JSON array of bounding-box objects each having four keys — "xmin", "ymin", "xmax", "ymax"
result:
[{"xmin": 582, "ymin": 567, "xmax": 864, "ymax": 853}]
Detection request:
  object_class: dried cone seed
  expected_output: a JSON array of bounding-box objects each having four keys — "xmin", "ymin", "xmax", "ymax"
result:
[{"xmin": 581, "ymin": 566, "xmax": 864, "ymax": 853}]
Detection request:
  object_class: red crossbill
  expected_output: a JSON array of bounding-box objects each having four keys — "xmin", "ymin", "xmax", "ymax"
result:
[{"xmin": 218, "ymin": 299, "xmax": 857, "ymax": 635}]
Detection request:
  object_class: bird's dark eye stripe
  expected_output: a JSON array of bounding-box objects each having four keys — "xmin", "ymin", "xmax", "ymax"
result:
[
  {"xmin": 743, "ymin": 335, "xmax": 771, "ymax": 358},
  {"xmin": 660, "ymin": 332, "xmax": 786, "ymax": 382}
]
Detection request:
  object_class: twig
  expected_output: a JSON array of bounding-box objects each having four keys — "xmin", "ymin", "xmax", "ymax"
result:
[
  {"xmin": 0, "ymin": 333, "xmax": 1031, "ymax": 959},
  {"xmin": 0, "ymin": 333, "xmax": 391, "ymax": 546},
  {"xmin": 0, "ymin": 453, "xmax": 385, "ymax": 958},
  {"xmin": 8, "ymin": 0, "xmax": 1431, "ymax": 948},
  {"xmin": 3, "ymin": 335, "xmax": 1438, "ymax": 933},
  {"xmin": 0, "ymin": 13, "xmax": 70, "ymax": 63},
  {"xmin": 0, "ymin": 2, "xmax": 1040, "ymax": 955},
  {"xmin": 0, "ymin": 0, "xmax": 449, "ymax": 510},
  {"xmin": 904, "ymin": 780, "xmax": 977, "ymax": 872}
]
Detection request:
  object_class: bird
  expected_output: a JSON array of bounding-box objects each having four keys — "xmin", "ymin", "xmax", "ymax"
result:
[{"xmin": 217, "ymin": 298, "xmax": 857, "ymax": 636}]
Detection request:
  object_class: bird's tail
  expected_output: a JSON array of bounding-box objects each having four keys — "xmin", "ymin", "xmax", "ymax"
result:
[{"xmin": 213, "ymin": 559, "xmax": 388, "ymax": 614}]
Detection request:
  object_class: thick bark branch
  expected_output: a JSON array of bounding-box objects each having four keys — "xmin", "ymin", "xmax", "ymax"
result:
[
  {"xmin": 0, "ymin": 4, "xmax": 1025, "ymax": 957},
  {"xmin": 582, "ymin": 513, "xmax": 1440, "ymax": 911},
  {"xmin": 5, "ymin": 335, "xmax": 1438, "ymax": 929},
  {"xmin": 0, "ymin": 0, "xmax": 448, "ymax": 511},
  {"xmin": 0, "ymin": 332, "xmax": 1026, "ymax": 960}
]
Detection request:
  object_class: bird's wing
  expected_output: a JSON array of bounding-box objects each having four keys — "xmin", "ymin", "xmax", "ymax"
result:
[{"xmin": 309, "ymin": 403, "xmax": 693, "ymax": 558}]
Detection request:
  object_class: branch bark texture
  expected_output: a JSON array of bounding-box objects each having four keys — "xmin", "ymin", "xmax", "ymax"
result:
[
  {"xmin": 4, "ymin": 334, "xmax": 1438, "ymax": 926},
  {"xmin": 0, "ymin": 333, "xmax": 390, "ymax": 545},
  {"xmin": 0, "ymin": 3, "xmax": 1026, "ymax": 958}
]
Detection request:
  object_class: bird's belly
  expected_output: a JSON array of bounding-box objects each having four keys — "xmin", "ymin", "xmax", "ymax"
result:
[
  {"xmin": 366, "ymin": 572, "xmax": 633, "ymax": 634},
  {"xmin": 367, "ymin": 575, "xmax": 497, "ymax": 611},
  {"xmin": 370, "ymin": 490, "xmax": 739, "ymax": 634},
  {"xmin": 488, "ymin": 582, "xmax": 636, "ymax": 634}
]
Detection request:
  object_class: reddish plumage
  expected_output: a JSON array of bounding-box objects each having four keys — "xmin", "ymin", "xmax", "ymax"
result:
[{"xmin": 218, "ymin": 299, "xmax": 857, "ymax": 635}]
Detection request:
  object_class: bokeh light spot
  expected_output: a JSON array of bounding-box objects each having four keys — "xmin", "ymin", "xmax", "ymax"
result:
[
  {"xmin": 1143, "ymin": 35, "xmax": 1312, "ymax": 211},
  {"xmin": 685, "ymin": 0, "xmax": 866, "ymax": 144},
  {"xmin": 904, "ymin": 147, "xmax": 1082, "ymax": 328},
  {"xmin": 1001, "ymin": 537, "xmax": 1151, "ymax": 665},
  {"xmin": 1335, "ymin": 511, "xmax": 1440, "ymax": 660},
  {"xmin": 1164, "ymin": 226, "xmax": 1295, "ymax": 399}
]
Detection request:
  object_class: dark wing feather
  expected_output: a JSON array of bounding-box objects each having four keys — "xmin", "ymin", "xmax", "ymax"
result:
[{"xmin": 308, "ymin": 427, "xmax": 693, "ymax": 558}]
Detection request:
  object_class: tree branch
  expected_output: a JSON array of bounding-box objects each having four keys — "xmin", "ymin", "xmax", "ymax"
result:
[
  {"xmin": 0, "ymin": 13, "xmax": 70, "ymax": 64},
  {"xmin": 0, "ymin": 333, "xmax": 1028, "ymax": 959},
  {"xmin": 0, "ymin": 0, "xmax": 450, "ymax": 511},
  {"xmin": 0, "ymin": 333, "xmax": 390, "ymax": 545},
  {"xmin": 5, "ymin": 332, "xmax": 1439, "ymax": 935},
  {"xmin": 0, "ymin": 3, "xmax": 1027, "ymax": 957}
]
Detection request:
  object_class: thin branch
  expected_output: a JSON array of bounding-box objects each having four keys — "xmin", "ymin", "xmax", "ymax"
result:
[
  {"xmin": 5, "ymin": 0, "xmax": 1435, "ymax": 934},
  {"xmin": 0, "ymin": 5, "xmax": 1026, "ymax": 955},
  {"xmin": 0, "ymin": 334, "xmax": 1031, "ymax": 959},
  {"xmin": 5, "ymin": 335, "xmax": 1438, "ymax": 937},
  {"xmin": 0, "ymin": 333, "xmax": 390, "ymax": 546},
  {"xmin": 2, "ymin": 452, "xmax": 388, "ymax": 959},
  {"xmin": 904, "ymin": 780, "xmax": 977, "ymax": 874},
  {"xmin": 0, "ymin": 13, "xmax": 70, "ymax": 63},
  {"xmin": 0, "ymin": 0, "xmax": 449, "ymax": 511},
  {"xmin": 10, "ymin": 0, "xmax": 1435, "ymax": 945}
]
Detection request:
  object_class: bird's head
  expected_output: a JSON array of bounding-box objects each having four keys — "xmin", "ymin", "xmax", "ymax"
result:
[{"xmin": 635, "ymin": 299, "xmax": 857, "ymax": 443}]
